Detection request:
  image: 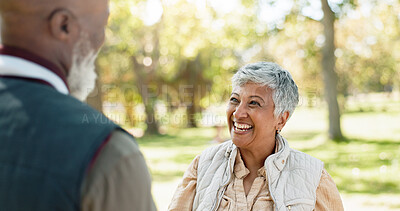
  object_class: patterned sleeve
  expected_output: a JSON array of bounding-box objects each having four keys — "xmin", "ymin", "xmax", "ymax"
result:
[
  {"xmin": 314, "ymin": 169, "xmax": 344, "ymax": 211},
  {"xmin": 168, "ymin": 155, "xmax": 200, "ymax": 211}
]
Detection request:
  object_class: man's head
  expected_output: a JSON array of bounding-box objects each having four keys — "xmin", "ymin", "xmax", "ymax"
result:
[{"xmin": 0, "ymin": 0, "xmax": 110, "ymax": 100}]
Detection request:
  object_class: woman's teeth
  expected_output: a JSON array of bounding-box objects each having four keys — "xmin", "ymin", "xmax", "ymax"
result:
[{"xmin": 233, "ymin": 122, "xmax": 253, "ymax": 131}]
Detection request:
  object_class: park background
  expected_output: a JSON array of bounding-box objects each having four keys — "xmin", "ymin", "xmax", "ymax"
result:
[{"xmin": 84, "ymin": 0, "xmax": 400, "ymax": 210}]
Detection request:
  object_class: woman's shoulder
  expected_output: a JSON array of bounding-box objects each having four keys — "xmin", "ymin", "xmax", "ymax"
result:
[
  {"xmin": 195, "ymin": 140, "xmax": 235, "ymax": 174},
  {"xmin": 287, "ymin": 148, "xmax": 324, "ymax": 170},
  {"xmin": 289, "ymin": 148, "xmax": 323, "ymax": 162},
  {"xmin": 199, "ymin": 140, "xmax": 234, "ymax": 160}
]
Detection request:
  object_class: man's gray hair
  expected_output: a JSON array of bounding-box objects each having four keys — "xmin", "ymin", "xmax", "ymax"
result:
[{"xmin": 232, "ymin": 62, "xmax": 299, "ymax": 118}]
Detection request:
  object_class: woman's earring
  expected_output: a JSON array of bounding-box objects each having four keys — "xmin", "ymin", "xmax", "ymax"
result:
[{"xmin": 277, "ymin": 129, "xmax": 281, "ymax": 134}]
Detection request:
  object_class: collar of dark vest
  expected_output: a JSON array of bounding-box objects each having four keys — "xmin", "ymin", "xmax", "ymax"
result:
[{"xmin": 0, "ymin": 45, "xmax": 69, "ymax": 90}]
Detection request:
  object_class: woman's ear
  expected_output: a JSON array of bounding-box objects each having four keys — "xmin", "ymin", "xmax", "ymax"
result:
[
  {"xmin": 48, "ymin": 9, "xmax": 79, "ymax": 42},
  {"xmin": 276, "ymin": 111, "xmax": 290, "ymax": 131}
]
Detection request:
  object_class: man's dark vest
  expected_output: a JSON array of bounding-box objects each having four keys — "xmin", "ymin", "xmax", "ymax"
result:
[{"xmin": 0, "ymin": 77, "xmax": 119, "ymax": 210}]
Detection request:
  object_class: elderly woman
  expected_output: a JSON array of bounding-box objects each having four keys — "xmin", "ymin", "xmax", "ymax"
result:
[{"xmin": 168, "ymin": 62, "xmax": 344, "ymax": 211}]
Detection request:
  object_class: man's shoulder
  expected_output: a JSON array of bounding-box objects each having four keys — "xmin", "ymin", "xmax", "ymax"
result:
[
  {"xmin": 107, "ymin": 130, "xmax": 139, "ymax": 157},
  {"xmin": 81, "ymin": 130, "xmax": 156, "ymax": 211},
  {"xmin": 86, "ymin": 130, "xmax": 139, "ymax": 177}
]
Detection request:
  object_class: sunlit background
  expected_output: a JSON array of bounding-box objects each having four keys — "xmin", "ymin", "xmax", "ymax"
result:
[{"xmin": 87, "ymin": 0, "xmax": 400, "ymax": 210}]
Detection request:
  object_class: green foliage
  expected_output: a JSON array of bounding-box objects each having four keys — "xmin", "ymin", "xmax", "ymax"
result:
[
  {"xmin": 335, "ymin": 2, "xmax": 400, "ymax": 94},
  {"xmin": 98, "ymin": 0, "xmax": 400, "ymax": 133}
]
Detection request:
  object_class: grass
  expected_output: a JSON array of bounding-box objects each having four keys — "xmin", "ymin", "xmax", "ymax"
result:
[
  {"xmin": 303, "ymin": 139, "xmax": 400, "ymax": 195},
  {"xmin": 135, "ymin": 94, "xmax": 400, "ymax": 210},
  {"xmin": 137, "ymin": 127, "xmax": 212, "ymax": 182}
]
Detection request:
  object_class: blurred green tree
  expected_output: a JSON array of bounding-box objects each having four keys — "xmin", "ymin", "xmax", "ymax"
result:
[{"xmin": 91, "ymin": 0, "xmax": 400, "ymax": 137}]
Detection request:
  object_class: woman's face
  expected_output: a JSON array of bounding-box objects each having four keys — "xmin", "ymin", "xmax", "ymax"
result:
[{"xmin": 226, "ymin": 82, "xmax": 281, "ymax": 151}]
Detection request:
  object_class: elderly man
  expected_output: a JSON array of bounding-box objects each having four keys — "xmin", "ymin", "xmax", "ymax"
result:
[{"xmin": 0, "ymin": 0, "xmax": 156, "ymax": 210}]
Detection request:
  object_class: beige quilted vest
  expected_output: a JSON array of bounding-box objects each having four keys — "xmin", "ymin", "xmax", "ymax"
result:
[{"xmin": 193, "ymin": 135, "xmax": 324, "ymax": 211}]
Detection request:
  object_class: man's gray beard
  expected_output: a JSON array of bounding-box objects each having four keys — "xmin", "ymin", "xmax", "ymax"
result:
[{"xmin": 67, "ymin": 34, "xmax": 99, "ymax": 101}]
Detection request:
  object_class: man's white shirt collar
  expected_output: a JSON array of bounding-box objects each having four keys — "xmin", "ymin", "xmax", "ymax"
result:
[{"xmin": 0, "ymin": 54, "xmax": 69, "ymax": 94}]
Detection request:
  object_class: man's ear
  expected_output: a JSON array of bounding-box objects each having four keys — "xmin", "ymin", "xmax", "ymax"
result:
[
  {"xmin": 48, "ymin": 9, "xmax": 79, "ymax": 42},
  {"xmin": 276, "ymin": 111, "xmax": 290, "ymax": 131}
]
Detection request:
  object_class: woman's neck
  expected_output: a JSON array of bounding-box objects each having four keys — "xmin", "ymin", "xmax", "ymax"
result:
[{"xmin": 239, "ymin": 144, "xmax": 275, "ymax": 172}]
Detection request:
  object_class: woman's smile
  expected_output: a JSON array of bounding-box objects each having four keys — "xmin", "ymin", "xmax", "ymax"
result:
[
  {"xmin": 232, "ymin": 121, "xmax": 254, "ymax": 134},
  {"xmin": 226, "ymin": 83, "xmax": 279, "ymax": 150}
]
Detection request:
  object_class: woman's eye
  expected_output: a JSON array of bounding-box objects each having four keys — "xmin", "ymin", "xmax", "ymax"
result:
[
  {"xmin": 249, "ymin": 101, "xmax": 261, "ymax": 106},
  {"xmin": 230, "ymin": 97, "xmax": 239, "ymax": 103}
]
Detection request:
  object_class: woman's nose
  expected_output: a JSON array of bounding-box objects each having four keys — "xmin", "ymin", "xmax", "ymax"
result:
[{"xmin": 233, "ymin": 103, "xmax": 248, "ymax": 119}]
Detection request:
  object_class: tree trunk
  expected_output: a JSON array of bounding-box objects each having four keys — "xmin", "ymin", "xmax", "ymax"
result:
[
  {"xmin": 144, "ymin": 103, "xmax": 159, "ymax": 135},
  {"xmin": 132, "ymin": 56, "xmax": 160, "ymax": 136},
  {"xmin": 185, "ymin": 55, "xmax": 202, "ymax": 128},
  {"xmin": 321, "ymin": 0, "xmax": 344, "ymax": 140},
  {"xmin": 186, "ymin": 96, "xmax": 197, "ymax": 127},
  {"xmin": 129, "ymin": 22, "xmax": 163, "ymax": 136},
  {"xmin": 124, "ymin": 103, "xmax": 136, "ymax": 127}
]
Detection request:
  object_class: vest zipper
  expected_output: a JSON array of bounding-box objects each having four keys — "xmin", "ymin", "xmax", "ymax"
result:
[
  {"xmin": 211, "ymin": 146, "xmax": 234, "ymax": 211},
  {"xmin": 211, "ymin": 185, "xmax": 228, "ymax": 211}
]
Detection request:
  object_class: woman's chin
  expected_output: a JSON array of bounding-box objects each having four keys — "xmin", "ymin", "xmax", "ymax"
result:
[
  {"xmin": 230, "ymin": 128, "xmax": 254, "ymax": 147},
  {"xmin": 231, "ymin": 136, "xmax": 253, "ymax": 148}
]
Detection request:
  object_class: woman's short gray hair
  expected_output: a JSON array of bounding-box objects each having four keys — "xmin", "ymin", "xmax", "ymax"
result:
[{"xmin": 232, "ymin": 62, "xmax": 299, "ymax": 118}]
